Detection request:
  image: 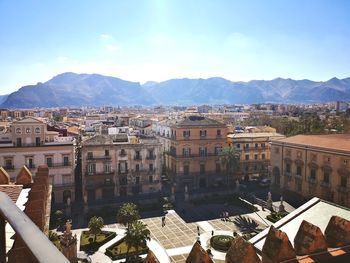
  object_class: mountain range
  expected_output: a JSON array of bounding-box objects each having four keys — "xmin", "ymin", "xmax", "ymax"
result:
[{"xmin": 1, "ymin": 72, "xmax": 350, "ymax": 108}]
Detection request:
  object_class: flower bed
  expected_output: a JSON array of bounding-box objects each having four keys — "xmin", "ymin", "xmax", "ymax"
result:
[
  {"xmin": 80, "ymin": 230, "xmax": 116, "ymax": 251},
  {"xmin": 105, "ymin": 237, "xmax": 148, "ymax": 261},
  {"xmin": 210, "ymin": 235, "xmax": 234, "ymax": 252}
]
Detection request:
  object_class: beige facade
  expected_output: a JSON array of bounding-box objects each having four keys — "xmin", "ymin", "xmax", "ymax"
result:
[
  {"xmin": 270, "ymin": 134, "xmax": 350, "ymax": 207},
  {"xmin": 81, "ymin": 134, "xmax": 161, "ymax": 203},
  {"xmin": 161, "ymin": 115, "xmax": 228, "ymax": 190},
  {"xmin": 0, "ymin": 117, "xmax": 75, "ymax": 204},
  {"xmin": 227, "ymin": 132, "xmax": 285, "ymax": 180}
]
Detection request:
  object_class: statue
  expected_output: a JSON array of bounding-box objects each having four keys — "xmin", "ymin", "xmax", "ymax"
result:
[
  {"xmin": 184, "ymin": 184, "xmax": 189, "ymax": 202},
  {"xmin": 235, "ymin": 179, "xmax": 240, "ymax": 193},
  {"xmin": 66, "ymin": 197, "xmax": 71, "ymax": 206},
  {"xmin": 279, "ymin": 195, "xmax": 285, "ymax": 213},
  {"xmin": 266, "ymin": 191, "xmax": 273, "ymax": 211},
  {"xmin": 65, "ymin": 220, "xmax": 72, "ymax": 234}
]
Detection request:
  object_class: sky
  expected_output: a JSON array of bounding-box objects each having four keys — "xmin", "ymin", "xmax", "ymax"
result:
[{"xmin": 0, "ymin": 0, "xmax": 350, "ymax": 95}]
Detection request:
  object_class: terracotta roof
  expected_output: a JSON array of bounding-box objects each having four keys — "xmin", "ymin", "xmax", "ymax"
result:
[
  {"xmin": 271, "ymin": 134, "xmax": 350, "ymax": 152},
  {"xmin": 0, "ymin": 184, "xmax": 23, "ymax": 203}
]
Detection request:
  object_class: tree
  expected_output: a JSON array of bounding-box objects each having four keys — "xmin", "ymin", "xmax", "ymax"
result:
[
  {"xmin": 124, "ymin": 221, "xmax": 151, "ymax": 261},
  {"xmin": 88, "ymin": 216, "xmax": 104, "ymax": 242},
  {"xmin": 220, "ymin": 146, "xmax": 241, "ymax": 186},
  {"xmin": 117, "ymin": 203, "xmax": 140, "ymax": 231}
]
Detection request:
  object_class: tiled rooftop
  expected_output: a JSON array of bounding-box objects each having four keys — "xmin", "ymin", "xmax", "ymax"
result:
[{"xmin": 271, "ymin": 134, "xmax": 350, "ymax": 152}]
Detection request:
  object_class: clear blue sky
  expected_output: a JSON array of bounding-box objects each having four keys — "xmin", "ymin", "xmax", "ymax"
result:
[{"xmin": 0, "ymin": 0, "xmax": 350, "ymax": 95}]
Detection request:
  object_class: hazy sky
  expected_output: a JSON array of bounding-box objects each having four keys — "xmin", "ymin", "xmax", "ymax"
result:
[{"xmin": 1, "ymin": 0, "xmax": 350, "ymax": 95}]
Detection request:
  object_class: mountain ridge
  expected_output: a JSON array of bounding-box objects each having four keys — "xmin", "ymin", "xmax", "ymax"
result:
[{"xmin": 1, "ymin": 73, "xmax": 350, "ymax": 108}]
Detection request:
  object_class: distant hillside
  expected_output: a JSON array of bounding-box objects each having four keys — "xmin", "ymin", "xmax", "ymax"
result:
[
  {"xmin": 0, "ymin": 94, "xmax": 8, "ymax": 105},
  {"xmin": 1, "ymin": 73, "xmax": 350, "ymax": 108},
  {"xmin": 1, "ymin": 73, "xmax": 155, "ymax": 108},
  {"xmin": 146, "ymin": 77, "xmax": 350, "ymax": 105}
]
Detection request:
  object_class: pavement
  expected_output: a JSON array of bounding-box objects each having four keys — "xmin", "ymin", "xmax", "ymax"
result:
[{"xmin": 70, "ymin": 195, "xmax": 295, "ymax": 263}]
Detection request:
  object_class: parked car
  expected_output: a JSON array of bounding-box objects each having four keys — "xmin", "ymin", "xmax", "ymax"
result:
[{"xmin": 259, "ymin": 178, "xmax": 271, "ymax": 187}]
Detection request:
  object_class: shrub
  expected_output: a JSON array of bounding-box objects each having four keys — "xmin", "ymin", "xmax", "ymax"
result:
[{"xmin": 210, "ymin": 235, "xmax": 234, "ymax": 252}]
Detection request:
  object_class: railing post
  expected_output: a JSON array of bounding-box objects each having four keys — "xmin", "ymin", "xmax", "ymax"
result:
[{"xmin": 0, "ymin": 216, "xmax": 5, "ymax": 263}]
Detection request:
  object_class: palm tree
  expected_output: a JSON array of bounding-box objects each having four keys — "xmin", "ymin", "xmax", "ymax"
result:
[
  {"xmin": 88, "ymin": 216, "xmax": 104, "ymax": 242},
  {"xmin": 124, "ymin": 221, "xmax": 151, "ymax": 261},
  {"xmin": 117, "ymin": 202, "xmax": 140, "ymax": 231},
  {"xmin": 220, "ymin": 146, "xmax": 241, "ymax": 187}
]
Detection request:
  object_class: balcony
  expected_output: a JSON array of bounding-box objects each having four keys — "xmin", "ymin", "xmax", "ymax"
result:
[
  {"xmin": 320, "ymin": 181, "xmax": 331, "ymax": 188},
  {"xmin": 87, "ymin": 155, "xmax": 111, "ymax": 161},
  {"xmin": 86, "ymin": 171, "xmax": 114, "ymax": 177},
  {"xmin": 118, "ymin": 169, "xmax": 129, "ymax": 175},
  {"xmin": 285, "ymin": 172, "xmax": 292, "ymax": 178},
  {"xmin": 146, "ymin": 155, "xmax": 156, "ymax": 160},
  {"xmin": 119, "ymin": 152, "xmax": 127, "ymax": 157},
  {"xmin": 47, "ymin": 162, "xmax": 72, "ymax": 168},
  {"xmin": 338, "ymin": 185, "xmax": 348, "ymax": 193},
  {"xmin": 307, "ymin": 177, "xmax": 317, "ymax": 185},
  {"xmin": 134, "ymin": 156, "xmax": 142, "ymax": 161},
  {"xmin": 4, "ymin": 165, "xmax": 14, "ymax": 170},
  {"xmin": 295, "ymin": 173, "xmax": 303, "ymax": 179},
  {"xmin": 0, "ymin": 192, "xmax": 69, "ymax": 263}
]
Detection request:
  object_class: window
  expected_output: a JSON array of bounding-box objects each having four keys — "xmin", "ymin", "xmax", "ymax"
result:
[
  {"xmin": 200, "ymin": 130, "xmax": 207, "ymax": 137},
  {"xmin": 46, "ymin": 157, "xmax": 53, "ymax": 167},
  {"xmin": 245, "ymin": 143, "xmax": 249, "ymax": 149},
  {"xmin": 88, "ymin": 163, "xmax": 96, "ymax": 175},
  {"xmin": 35, "ymin": 137, "xmax": 40, "ymax": 146},
  {"xmin": 323, "ymin": 172, "xmax": 330, "ymax": 183},
  {"xmin": 184, "ymin": 165, "xmax": 189, "ymax": 175},
  {"xmin": 200, "ymin": 164, "xmax": 205, "ymax": 174},
  {"xmin": 262, "ymin": 154, "xmax": 266, "ymax": 160},
  {"xmin": 136, "ymin": 176, "xmax": 140, "ymax": 184},
  {"xmin": 16, "ymin": 138, "xmax": 22, "ymax": 147},
  {"xmin": 63, "ymin": 156, "xmax": 69, "ymax": 166},
  {"xmin": 149, "ymin": 176, "xmax": 153, "ymax": 183},
  {"xmin": 135, "ymin": 150, "xmax": 141, "ymax": 159},
  {"xmin": 135, "ymin": 164, "xmax": 140, "ymax": 172},
  {"xmin": 245, "ymin": 154, "xmax": 249, "ymax": 161},
  {"xmin": 344, "ymin": 159, "xmax": 348, "ymax": 165},
  {"xmin": 104, "ymin": 163, "xmax": 110, "ymax": 173},
  {"xmin": 105, "ymin": 149, "xmax": 109, "ymax": 156},
  {"xmin": 216, "ymin": 163, "xmax": 221, "ymax": 173},
  {"xmin": 254, "ymin": 154, "xmax": 258, "ymax": 160},
  {"xmin": 296, "ymin": 166, "xmax": 302, "ymax": 176},
  {"xmin": 286, "ymin": 163, "xmax": 291, "ymax": 173},
  {"xmin": 199, "ymin": 147, "xmax": 207, "ymax": 156},
  {"xmin": 255, "ymin": 143, "xmax": 258, "ymax": 149},
  {"xmin": 217, "ymin": 129, "xmax": 221, "ymax": 136},
  {"xmin": 120, "ymin": 149, "xmax": 126, "ymax": 156},
  {"xmin": 25, "ymin": 127, "xmax": 31, "ymax": 134},
  {"xmin": 26, "ymin": 157, "xmax": 35, "ymax": 168},
  {"xmin": 274, "ymin": 147, "xmax": 280, "ymax": 154},
  {"xmin": 236, "ymin": 143, "xmax": 240, "ymax": 149},
  {"xmin": 341, "ymin": 177, "xmax": 347, "ymax": 188},
  {"xmin": 35, "ymin": 127, "xmax": 40, "ymax": 133},
  {"xmin": 245, "ymin": 165, "xmax": 249, "ymax": 172},
  {"xmin": 87, "ymin": 152, "xmax": 93, "ymax": 159},
  {"xmin": 15, "ymin": 127, "xmax": 21, "ymax": 134},
  {"xmin": 254, "ymin": 165, "xmax": 257, "ymax": 171},
  {"xmin": 261, "ymin": 143, "xmax": 266, "ymax": 148},
  {"xmin": 149, "ymin": 163, "xmax": 153, "ymax": 171},
  {"xmin": 183, "ymin": 148, "xmax": 191, "ymax": 157},
  {"xmin": 5, "ymin": 159, "xmax": 13, "ymax": 169},
  {"xmin": 183, "ymin": 130, "xmax": 190, "ymax": 138},
  {"xmin": 119, "ymin": 162, "xmax": 128, "ymax": 173},
  {"xmin": 215, "ymin": 146, "xmax": 222, "ymax": 155},
  {"xmin": 310, "ymin": 168, "xmax": 316, "ymax": 180}
]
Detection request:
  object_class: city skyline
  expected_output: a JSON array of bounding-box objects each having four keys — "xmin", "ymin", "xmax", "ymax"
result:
[{"xmin": 1, "ymin": 0, "xmax": 350, "ymax": 95}]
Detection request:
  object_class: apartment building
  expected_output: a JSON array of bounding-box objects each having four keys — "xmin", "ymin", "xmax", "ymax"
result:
[
  {"xmin": 227, "ymin": 132, "xmax": 285, "ymax": 180},
  {"xmin": 161, "ymin": 115, "xmax": 228, "ymax": 190},
  {"xmin": 0, "ymin": 117, "xmax": 75, "ymax": 204},
  {"xmin": 81, "ymin": 134, "xmax": 161, "ymax": 203},
  {"xmin": 270, "ymin": 134, "xmax": 350, "ymax": 207}
]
